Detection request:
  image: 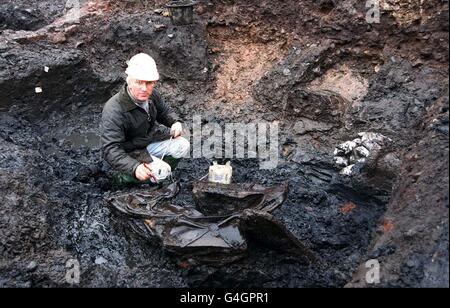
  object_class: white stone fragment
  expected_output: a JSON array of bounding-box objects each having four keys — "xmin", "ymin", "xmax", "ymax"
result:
[
  {"xmin": 337, "ymin": 141, "xmax": 357, "ymax": 154},
  {"xmin": 354, "ymin": 146, "xmax": 370, "ymax": 158},
  {"xmin": 334, "ymin": 156, "xmax": 349, "ymax": 168},
  {"xmin": 340, "ymin": 164, "xmax": 356, "ymax": 176}
]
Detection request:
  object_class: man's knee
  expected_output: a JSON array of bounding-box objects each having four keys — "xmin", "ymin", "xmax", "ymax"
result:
[{"xmin": 172, "ymin": 137, "xmax": 190, "ymax": 158}]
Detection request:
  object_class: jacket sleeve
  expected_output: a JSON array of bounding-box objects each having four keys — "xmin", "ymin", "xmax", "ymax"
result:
[
  {"xmin": 101, "ymin": 102, "xmax": 140, "ymax": 177},
  {"xmin": 153, "ymin": 90, "xmax": 180, "ymax": 128}
]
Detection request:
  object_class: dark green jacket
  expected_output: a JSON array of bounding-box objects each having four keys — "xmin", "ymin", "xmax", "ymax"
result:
[{"xmin": 101, "ymin": 84, "xmax": 179, "ymax": 176}]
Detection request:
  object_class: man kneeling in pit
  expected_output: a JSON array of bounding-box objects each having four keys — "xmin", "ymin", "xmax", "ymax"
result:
[{"xmin": 101, "ymin": 53, "xmax": 190, "ymax": 185}]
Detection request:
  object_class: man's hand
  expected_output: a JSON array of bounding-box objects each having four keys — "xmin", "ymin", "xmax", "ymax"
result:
[
  {"xmin": 170, "ymin": 122, "xmax": 183, "ymax": 138},
  {"xmin": 135, "ymin": 163, "xmax": 155, "ymax": 181}
]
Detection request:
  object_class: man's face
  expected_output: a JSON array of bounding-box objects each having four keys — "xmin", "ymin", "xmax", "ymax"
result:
[{"xmin": 129, "ymin": 80, "xmax": 156, "ymax": 101}]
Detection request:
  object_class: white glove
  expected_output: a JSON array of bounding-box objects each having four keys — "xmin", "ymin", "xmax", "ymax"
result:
[
  {"xmin": 170, "ymin": 122, "xmax": 183, "ymax": 138},
  {"xmin": 148, "ymin": 156, "xmax": 172, "ymax": 182}
]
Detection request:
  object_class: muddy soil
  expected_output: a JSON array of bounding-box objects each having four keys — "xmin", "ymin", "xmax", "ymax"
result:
[{"xmin": 0, "ymin": 0, "xmax": 448, "ymax": 287}]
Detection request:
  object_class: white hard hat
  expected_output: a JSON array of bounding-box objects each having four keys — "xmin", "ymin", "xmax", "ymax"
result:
[{"xmin": 125, "ymin": 53, "xmax": 160, "ymax": 81}]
